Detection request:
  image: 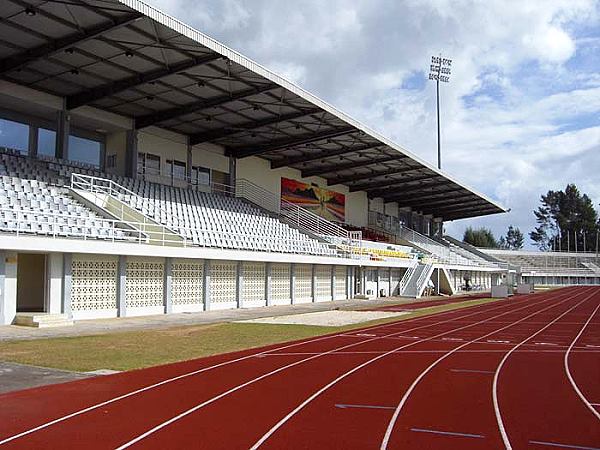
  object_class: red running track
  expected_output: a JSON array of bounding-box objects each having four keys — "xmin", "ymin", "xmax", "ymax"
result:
[
  {"xmin": 371, "ymin": 292, "xmax": 491, "ymax": 312},
  {"xmin": 0, "ymin": 286, "xmax": 598, "ymax": 449}
]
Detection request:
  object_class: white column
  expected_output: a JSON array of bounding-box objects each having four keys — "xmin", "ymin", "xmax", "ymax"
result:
[{"xmin": 46, "ymin": 253, "xmax": 64, "ymax": 315}]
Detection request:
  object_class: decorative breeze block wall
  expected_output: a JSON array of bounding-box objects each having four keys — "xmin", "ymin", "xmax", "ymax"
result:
[
  {"xmin": 294, "ymin": 264, "xmax": 313, "ymax": 303},
  {"xmin": 271, "ymin": 263, "xmax": 291, "ymax": 305},
  {"xmin": 314, "ymin": 265, "xmax": 332, "ymax": 301},
  {"xmin": 71, "ymin": 254, "xmax": 118, "ymax": 311},
  {"xmin": 171, "ymin": 259, "xmax": 204, "ymax": 306},
  {"xmin": 126, "ymin": 258, "xmax": 164, "ymax": 308}
]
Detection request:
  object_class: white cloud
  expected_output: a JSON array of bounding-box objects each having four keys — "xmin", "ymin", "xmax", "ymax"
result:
[{"xmin": 146, "ymin": 0, "xmax": 600, "ymax": 248}]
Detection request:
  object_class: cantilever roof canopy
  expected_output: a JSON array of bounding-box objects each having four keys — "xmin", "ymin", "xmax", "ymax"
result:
[{"xmin": 0, "ymin": 0, "xmax": 507, "ymax": 221}]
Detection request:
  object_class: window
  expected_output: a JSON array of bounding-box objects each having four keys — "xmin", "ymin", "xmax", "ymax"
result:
[
  {"xmin": 38, "ymin": 128, "xmax": 56, "ymax": 158},
  {"xmin": 191, "ymin": 166, "xmax": 210, "ymax": 186},
  {"xmin": 167, "ymin": 159, "xmax": 186, "ymax": 181},
  {"xmin": 138, "ymin": 152, "xmax": 160, "ymax": 175},
  {"xmin": 0, "ymin": 118, "xmax": 29, "ymax": 154},
  {"xmin": 106, "ymin": 154, "xmax": 117, "ymax": 169},
  {"xmin": 68, "ymin": 135, "xmax": 101, "ymax": 167}
]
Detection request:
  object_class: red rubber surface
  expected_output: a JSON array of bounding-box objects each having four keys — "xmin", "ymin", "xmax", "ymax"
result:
[
  {"xmin": 371, "ymin": 292, "xmax": 491, "ymax": 311},
  {"xmin": 0, "ymin": 287, "xmax": 598, "ymax": 449}
]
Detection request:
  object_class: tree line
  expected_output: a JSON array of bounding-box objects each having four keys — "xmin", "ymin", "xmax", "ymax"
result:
[{"xmin": 462, "ymin": 184, "xmax": 600, "ymax": 252}]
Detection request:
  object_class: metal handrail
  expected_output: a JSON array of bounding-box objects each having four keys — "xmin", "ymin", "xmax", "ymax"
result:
[
  {"xmin": 399, "ymin": 260, "xmax": 418, "ymax": 295},
  {"xmin": 0, "ymin": 207, "xmax": 344, "ymax": 255},
  {"xmin": 234, "ymin": 178, "xmax": 355, "ymax": 244},
  {"xmin": 416, "ymin": 262, "xmax": 433, "ymax": 295}
]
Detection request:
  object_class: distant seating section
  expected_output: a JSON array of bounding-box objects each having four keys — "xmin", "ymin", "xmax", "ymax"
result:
[
  {"xmin": 486, "ymin": 251, "xmax": 600, "ymax": 275},
  {"xmin": 0, "ymin": 149, "xmax": 334, "ymax": 255}
]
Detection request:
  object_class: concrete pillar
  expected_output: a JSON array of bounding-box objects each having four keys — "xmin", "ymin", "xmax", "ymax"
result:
[
  {"xmin": 61, "ymin": 253, "xmax": 72, "ymax": 317},
  {"xmin": 376, "ymin": 268, "xmax": 381, "ymax": 298},
  {"xmin": 45, "ymin": 253, "xmax": 64, "ymax": 314},
  {"xmin": 55, "ymin": 109, "xmax": 70, "ymax": 160},
  {"xmin": 311, "ymin": 264, "xmax": 317, "ymax": 302},
  {"xmin": 389, "ymin": 267, "xmax": 393, "ymax": 297},
  {"xmin": 125, "ymin": 130, "xmax": 138, "ymax": 178},
  {"xmin": 290, "ymin": 263, "xmax": 296, "ymax": 305},
  {"xmin": 164, "ymin": 257, "xmax": 172, "ymax": 314},
  {"xmin": 1, "ymin": 253, "xmax": 17, "ymax": 325},
  {"xmin": 117, "ymin": 255, "xmax": 127, "ymax": 317},
  {"xmin": 229, "ymin": 156, "xmax": 237, "ymax": 188},
  {"xmin": 29, "ymin": 126, "xmax": 38, "ymax": 157},
  {"xmin": 186, "ymin": 139, "xmax": 193, "ymax": 183},
  {"xmin": 331, "ymin": 265, "xmax": 336, "ymax": 301},
  {"xmin": 203, "ymin": 259, "xmax": 211, "ymax": 311},
  {"xmin": 0, "ymin": 250, "xmax": 5, "ymax": 325},
  {"xmin": 265, "ymin": 262, "xmax": 272, "ymax": 306},
  {"xmin": 347, "ymin": 266, "xmax": 352, "ymax": 299},
  {"xmin": 236, "ymin": 261, "xmax": 243, "ymax": 309}
]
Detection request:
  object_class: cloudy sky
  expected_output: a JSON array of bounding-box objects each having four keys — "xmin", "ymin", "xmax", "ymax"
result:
[{"xmin": 151, "ymin": 0, "xmax": 600, "ymax": 248}]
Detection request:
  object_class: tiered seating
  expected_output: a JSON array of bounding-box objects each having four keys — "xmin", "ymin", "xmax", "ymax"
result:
[
  {"xmin": 0, "ymin": 149, "xmax": 334, "ymax": 255},
  {"xmin": 113, "ymin": 178, "xmax": 335, "ymax": 255},
  {"xmin": 486, "ymin": 251, "xmax": 599, "ymax": 275},
  {"xmin": 0, "ymin": 153, "xmax": 126, "ymax": 239}
]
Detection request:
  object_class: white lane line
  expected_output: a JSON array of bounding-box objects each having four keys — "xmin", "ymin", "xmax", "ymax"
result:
[
  {"xmin": 410, "ymin": 428, "xmax": 484, "ymax": 439},
  {"xmin": 441, "ymin": 337, "xmax": 463, "ymax": 341},
  {"xmin": 487, "ymin": 339, "xmax": 510, "ymax": 344},
  {"xmin": 493, "ymin": 288, "xmax": 599, "ymax": 450},
  {"xmin": 450, "ymin": 369, "xmax": 494, "ymax": 374},
  {"xmin": 335, "ymin": 404, "xmax": 395, "ymax": 410},
  {"xmin": 381, "ymin": 289, "xmax": 591, "ymax": 450},
  {"xmin": 247, "ymin": 291, "xmax": 566, "ymax": 450},
  {"xmin": 115, "ymin": 299, "xmax": 523, "ymax": 450},
  {"xmin": 564, "ymin": 301, "xmax": 600, "ymax": 421},
  {"xmin": 529, "ymin": 440, "xmax": 600, "ymax": 450},
  {"xmin": 1, "ymin": 299, "xmax": 497, "ymax": 446},
  {"xmin": 534, "ymin": 342, "xmax": 559, "ymax": 346},
  {"xmin": 585, "ymin": 344, "xmax": 600, "ymax": 348},
  {"xmin": 355, "ymin": 333, "xmax": 377, "ymax": 337}
]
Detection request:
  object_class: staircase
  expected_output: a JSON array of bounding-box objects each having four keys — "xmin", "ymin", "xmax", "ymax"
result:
[
  {"xmin": 71, "ymin": 174, "xmax": 185, "ymax": 246},
  {"xmin": 400, "ymin": 263, "xmax": 434, "ymax": 298},
  {"xmin": 14, "ymin": 313, "xmax": 73, "ymax": 328}
]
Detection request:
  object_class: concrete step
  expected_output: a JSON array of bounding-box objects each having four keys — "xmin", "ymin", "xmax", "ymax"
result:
[{"xmin": 14, "ymin": 313, "xmax": 74, "ymax": 328}]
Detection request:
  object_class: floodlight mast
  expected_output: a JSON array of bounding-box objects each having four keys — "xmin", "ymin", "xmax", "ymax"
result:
[{"xmin": 429, "ymin": 54, "xmax": 452, "ymax": 170}]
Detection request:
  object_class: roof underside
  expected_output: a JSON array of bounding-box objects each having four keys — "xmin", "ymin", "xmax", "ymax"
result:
[{"xmin": 0, "ymin": 0, "xmax": 506, "ymax": 221}]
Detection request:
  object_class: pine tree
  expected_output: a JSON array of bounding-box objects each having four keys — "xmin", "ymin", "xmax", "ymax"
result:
[{"xmin": 530, "ymin": 184, "xmax": 599, "ymax": 251}]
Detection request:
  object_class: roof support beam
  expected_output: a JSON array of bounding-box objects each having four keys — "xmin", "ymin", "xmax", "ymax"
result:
[
  {"xmin": 66, "ymin": 53, "xmax": 221, "ymax": 110},
  {"xmin": 350, "ymin": 172, "xmax": 435, "ymax": 193},
  {"xmin": 422, "ymin": 203, "xmax": 490, "ymax": 217},
  {"xmin": 327, "ymin": 165, "xmax": 412, "ymax": 186},
  {"xmin": 397, "ymin": 194, "xmax": 482, "ymax": 209},
  {"xmin": 444, "ymin": 208, "xmax": 500, "ymax": 221},
  {"xmin": 303, "ymin": 155, "xmax": 400, "ymax": 179},
  {"xmin": 135, "ymin": 83, "xmax": 279, "ymax": 129},
  {"xmin": 230, "ymin": 126, "xmax": 355, "ymax": 158},
  {"xmin": 189, "ymin": 107, "xmax": 321, "ymax": 145},
  {"xmin": 0, "ymin": 12, "xmax": 143, "ymax": 74},
  {"xmin": 386, "ymin": 186, "xmax": 467, "ymax": 203},
  {"xmin": 271, "ymin": 142, "xmax": 383, "ymax": 169}
]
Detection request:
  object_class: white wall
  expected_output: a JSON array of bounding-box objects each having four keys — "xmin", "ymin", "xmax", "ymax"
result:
[
  {"xmin": 385, "ymin": 202, "xmax": 399, "ymax": 218},
  {"xmin": 47, "ymin": 253, "xmax": 63, "ymax": 314},
  {"xmin": 1, "ymin": 252, "xmax": 17, "ymax": 325},
  {"xmin": 237, "ymin": 156, "xmax": 368, "ymax": 227}
]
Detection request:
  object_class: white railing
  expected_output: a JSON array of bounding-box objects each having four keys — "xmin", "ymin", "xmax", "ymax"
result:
[
  {"xmin": 398, "ymin": 260, "xmax": 419, "ymax": 295},
  {"xmin": 234, "ymin": 178, "xmax": 360, "ymax": 248},
  {"xmin": 400, "ymin": 226, "xmax": 479, "ymax": 266},
  {"xmin": 0, "ymin": 207, "xmax": 343, "ymax": 255},
  {"xmin": 416, "ymin": 262, "xmax": 433, "ymax": 296}
]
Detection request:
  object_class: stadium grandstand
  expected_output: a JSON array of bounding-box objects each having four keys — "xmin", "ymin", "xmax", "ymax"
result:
[
  {"xmin": 0, "ymin": 0, "xmax": 509, "ymax": 327},
  {"xmin": 481, "ymin": 249, "xmax": 600, "ymax": 286}
]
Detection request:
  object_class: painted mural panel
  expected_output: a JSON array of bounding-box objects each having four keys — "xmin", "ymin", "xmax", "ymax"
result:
[{"xmin": 281, "ymin": 177, "xmax": 345, "ymax": 221}]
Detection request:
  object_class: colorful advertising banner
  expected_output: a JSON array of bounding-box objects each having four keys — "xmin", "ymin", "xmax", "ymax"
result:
[{"xmin": 281, "ymin": 177, "xmax": 345, "ymax": 222}]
